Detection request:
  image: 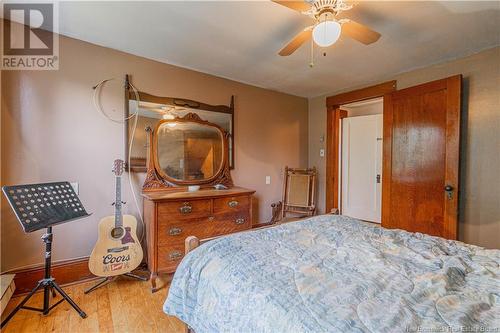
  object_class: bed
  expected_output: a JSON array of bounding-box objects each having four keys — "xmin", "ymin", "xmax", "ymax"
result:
[{"xmin": 164, "ymin": 215, "xmax": 499, "ymax": 333}]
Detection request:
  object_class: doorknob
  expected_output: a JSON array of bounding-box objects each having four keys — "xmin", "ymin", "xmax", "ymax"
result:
[{"xmin": 444, "ymin": 185, "xmax": 454, "ymax": 199}]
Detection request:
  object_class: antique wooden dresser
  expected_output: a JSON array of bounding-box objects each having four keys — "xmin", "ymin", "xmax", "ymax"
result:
[
  {"xmin": 138, "ymin": 107, "xmax": 254, "ymax": 291},
  {"xmin": 143, "ymin": 187, "xmax": 254, "ymax": 291}
]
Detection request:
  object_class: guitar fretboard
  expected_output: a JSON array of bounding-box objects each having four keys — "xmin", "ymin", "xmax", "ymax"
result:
[{"xmin": 114, "ymin": 176, "xmax": 122, "ymax": 228}]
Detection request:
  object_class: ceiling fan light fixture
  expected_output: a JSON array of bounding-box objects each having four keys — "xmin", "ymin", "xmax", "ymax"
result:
[{"xmin": 312, "ymin": 20, "xmax": 341, "ymax": 47}]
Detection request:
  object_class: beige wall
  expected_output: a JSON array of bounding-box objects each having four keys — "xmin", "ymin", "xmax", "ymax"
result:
[
  {"xmin": 1, "ymin": 35, "xmax": 308, "ymax": 271},
  {"xmin": 309, "ymin": 46, "xmax": 500, "ymax": 249}
]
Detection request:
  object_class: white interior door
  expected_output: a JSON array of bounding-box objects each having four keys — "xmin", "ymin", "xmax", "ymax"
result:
[{"xmin": 341, "ymin": 115, "xmax": 382, "ymax": 223}]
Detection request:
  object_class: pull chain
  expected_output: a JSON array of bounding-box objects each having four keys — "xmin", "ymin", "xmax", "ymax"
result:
[{"xmin": 309, "ymin": 36, "xmax": 314, "ymax": 68}]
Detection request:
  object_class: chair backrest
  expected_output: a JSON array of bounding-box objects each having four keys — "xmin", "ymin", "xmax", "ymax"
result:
[{"xmin": 281, "ymin": 166, "xmax": 317, "ymax": 219}]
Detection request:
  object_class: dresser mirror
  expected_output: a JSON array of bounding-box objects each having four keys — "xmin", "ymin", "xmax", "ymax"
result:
[
  {"xmin": 155, "ymin": 121, "xmax": 224, "ymax": 182},
  {"xmin": 142, "ymin": 113, "xmax": 233, "ymax": 190},
  {"xmin": 125, "ymin": 78, "xmax": 234, "ymax": 172}
]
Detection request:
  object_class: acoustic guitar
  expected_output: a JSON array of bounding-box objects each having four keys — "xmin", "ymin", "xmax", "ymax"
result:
[{"xmin": 88, "ymin": 159, "xmax": 143, "ymax": 277}]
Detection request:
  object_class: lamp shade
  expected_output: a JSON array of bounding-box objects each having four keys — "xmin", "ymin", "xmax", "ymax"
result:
[{"xmin": 312, "ymin": 20, "xmax": 341, "ymax": 47}]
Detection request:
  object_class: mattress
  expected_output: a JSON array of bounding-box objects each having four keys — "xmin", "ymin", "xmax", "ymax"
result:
[{"xmin": 164, "ymin": 215, "xmax": 499, "ymax": 333}]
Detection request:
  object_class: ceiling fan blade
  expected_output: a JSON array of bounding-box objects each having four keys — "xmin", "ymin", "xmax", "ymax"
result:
[
  {"xmin": 279, "ymin": 27, "xmax": 313, "ymax": 56},
  {"xmin": 272, "ymin": 1, "xmax": 311, "ymax": 13},
  {"xmin": 341, "ymin": 19, "xmax": 381, "ymax": 45}
]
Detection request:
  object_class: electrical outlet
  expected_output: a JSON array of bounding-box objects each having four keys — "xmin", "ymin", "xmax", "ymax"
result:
[
  {"xmin": 70, "ymin": 182, "xmax": 79, "ymax": 195},
  {"xmin": 320, "ymin": 149, "xmax": 325, "ymax": 157},
  {"xmin": 265, "ymin": 176, "xmax": 271, "ymax": 185}
]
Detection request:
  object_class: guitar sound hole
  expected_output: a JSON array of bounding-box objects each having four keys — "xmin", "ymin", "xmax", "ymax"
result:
[{"xmin": 111, "ymin": 227, "xmax": 124, "ymax": 239}]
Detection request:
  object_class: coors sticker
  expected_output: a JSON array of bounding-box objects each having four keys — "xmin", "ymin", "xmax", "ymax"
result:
[{"xmin": 102, "ymin": 253, "xmax": 131, "ymax": 272}]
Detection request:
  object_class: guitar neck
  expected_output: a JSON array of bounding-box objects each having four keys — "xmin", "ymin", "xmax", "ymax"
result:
[{"xmin": 115, "ymin": 175, "xmax": 122, "ymax": 228}]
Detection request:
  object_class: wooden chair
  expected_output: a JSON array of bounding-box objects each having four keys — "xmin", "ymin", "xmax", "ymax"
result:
[{"xmin": 271, "ymin": 166, "xmax": 317, "ymax": 224}]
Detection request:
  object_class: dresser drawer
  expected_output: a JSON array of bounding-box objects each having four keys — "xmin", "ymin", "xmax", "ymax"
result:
[
  {"xmin": 213, "ymin": 195, "xmax": 250, "ymax": 214},
  {"xmin": 157, "ymin": 243, "xmax": 185, "ymax": 272},
  {"xmin": 208, "ymin": 212, "xmax": 251, "ymax": 237},
  {"xmin": 158, "ymin": 218, "xmax": 211, "ymax": 246},
  {"xmin": 158, "ymin": 199, "xmax": 211, "ymax": 220}
]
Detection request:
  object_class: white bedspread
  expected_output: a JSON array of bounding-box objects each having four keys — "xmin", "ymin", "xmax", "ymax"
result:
[{"xmin": 164, "ymin": 215, "xmax": 499, "ymax": 333}]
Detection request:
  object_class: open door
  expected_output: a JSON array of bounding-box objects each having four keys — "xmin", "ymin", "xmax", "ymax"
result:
[
  {"xmin": 341, "ymin": 114, "xmax": 383, "ymax": 223},
  {"xmin": 382, "ymin": 75, "xmax": 461, "ymax": 239}
]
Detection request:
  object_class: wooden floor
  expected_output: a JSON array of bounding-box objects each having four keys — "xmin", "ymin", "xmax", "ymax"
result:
[{"xmin": 2, "ymin": 276, "xmax": 185, "ymax": 333}]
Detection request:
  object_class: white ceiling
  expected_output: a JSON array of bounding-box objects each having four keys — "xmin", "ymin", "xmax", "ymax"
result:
[{"xmin": 56, "ymin": 1, "xmax": 500, "ymax": 98}]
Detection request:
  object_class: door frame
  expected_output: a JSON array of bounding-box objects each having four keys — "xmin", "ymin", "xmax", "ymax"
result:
[{"xmin": 325, "ymin": 81, "xmax": 397, "ymax": 213}]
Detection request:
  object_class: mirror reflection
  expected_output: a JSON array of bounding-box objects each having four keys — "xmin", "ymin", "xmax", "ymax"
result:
[
  {"xmin": 156, "ymin": 122, "xmax": 223, "ymax": 181},
  {"xmin": 128, "ymin": 100, "xmax": 233, "ymax": 171}
]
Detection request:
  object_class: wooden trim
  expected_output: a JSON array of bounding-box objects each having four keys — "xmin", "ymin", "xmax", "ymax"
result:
[
  {"xmin": 326, "ymin": 80, "xmax": 397, "ymax": 107},
  {"xmin": 325, "ymin": 108, "xmax": 347, "ymax": 212},
  {"xmin": 444, "ymin": 75, "xmax": 461, "ymax": 240},
  {"xmin": 386, "ymin": 78, "xmax": 446, "ymax": 99},
  {"xmin": 130, "ymin": 91, "xmax": 234, "ymax": 114},
  {"xmin": 325, "ymin": 81, "xmax": 397, "ymax": 213},
  {"xmin": 5, "ymin": 257, "xmax": 97, "ymax": 296},
  {"xmin": 336, "ymin": 109, "xmax": 348, "ymax": 213},
  {"xmin": 381, "ymin": 93, "xmax": 393, "ymax": 227},
  {"xmin": 326, "ymin": 108, "xmax": 334, "ymax": 213}
]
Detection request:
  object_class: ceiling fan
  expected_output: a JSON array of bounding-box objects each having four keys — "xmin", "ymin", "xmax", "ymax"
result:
[{"xmin": 274, "ymin": 0, "xmax": 381, "ymax": 56}]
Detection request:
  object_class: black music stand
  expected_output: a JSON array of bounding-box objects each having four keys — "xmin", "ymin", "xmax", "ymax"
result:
[{"xmin": 1, "ymin": 182, "xmax": 90, "ymax": 328}]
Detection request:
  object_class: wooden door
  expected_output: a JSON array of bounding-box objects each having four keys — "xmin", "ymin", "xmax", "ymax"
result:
[
  {"xmin": 382, "ymin": 75, "xmax": 461, "ymax": 239},
  {"xmin": 342, "ymin": 115, "xmax": 383, "ymax": 223}
]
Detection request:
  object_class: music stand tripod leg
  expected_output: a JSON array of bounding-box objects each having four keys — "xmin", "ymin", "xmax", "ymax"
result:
[
  {"xmin": 44, "ymin": 227, "xmax": 86, "ymax": 318},
  {"xmin": 51, "ymin": 281, "xmax": 87, "ymax": 318},
  {"xmin": 49, "ymin": 286, "xmax": 56, "ymax": 297},
  {"xmin": 0, "ymin": 281, "xmax": 43, "ymax": 328}
]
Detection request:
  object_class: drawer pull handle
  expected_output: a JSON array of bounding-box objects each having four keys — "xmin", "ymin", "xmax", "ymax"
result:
[
  {"xmin": 179, "ymin": 202, "xmax": 192, "ymax": 214},
  {"xmin": 228, "ymin": 200, "xmax": 239, "ymax": 208},
  {"xmin": 235, "ymin": 218, "xmax": 245, "ymax": 225},
  {"xmin": 208, "ymin": 216, "xmax": 215, "ymax": 222},
  {"xmin": 169, "ymin": 227, "xmax": 182, "ymax": 236},
  {"xmin": 168, "ymin": 251, "xmax": 183, "ymax": 261}
]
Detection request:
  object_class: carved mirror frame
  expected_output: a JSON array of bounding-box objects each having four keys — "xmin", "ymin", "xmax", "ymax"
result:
[
  {"xmin": 143, "ymin": 112, "xmax": 233, "ymax": 192},
  {"xmin": 124, "ymin": 75, "xmax": 235, "ymax": 172}
]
